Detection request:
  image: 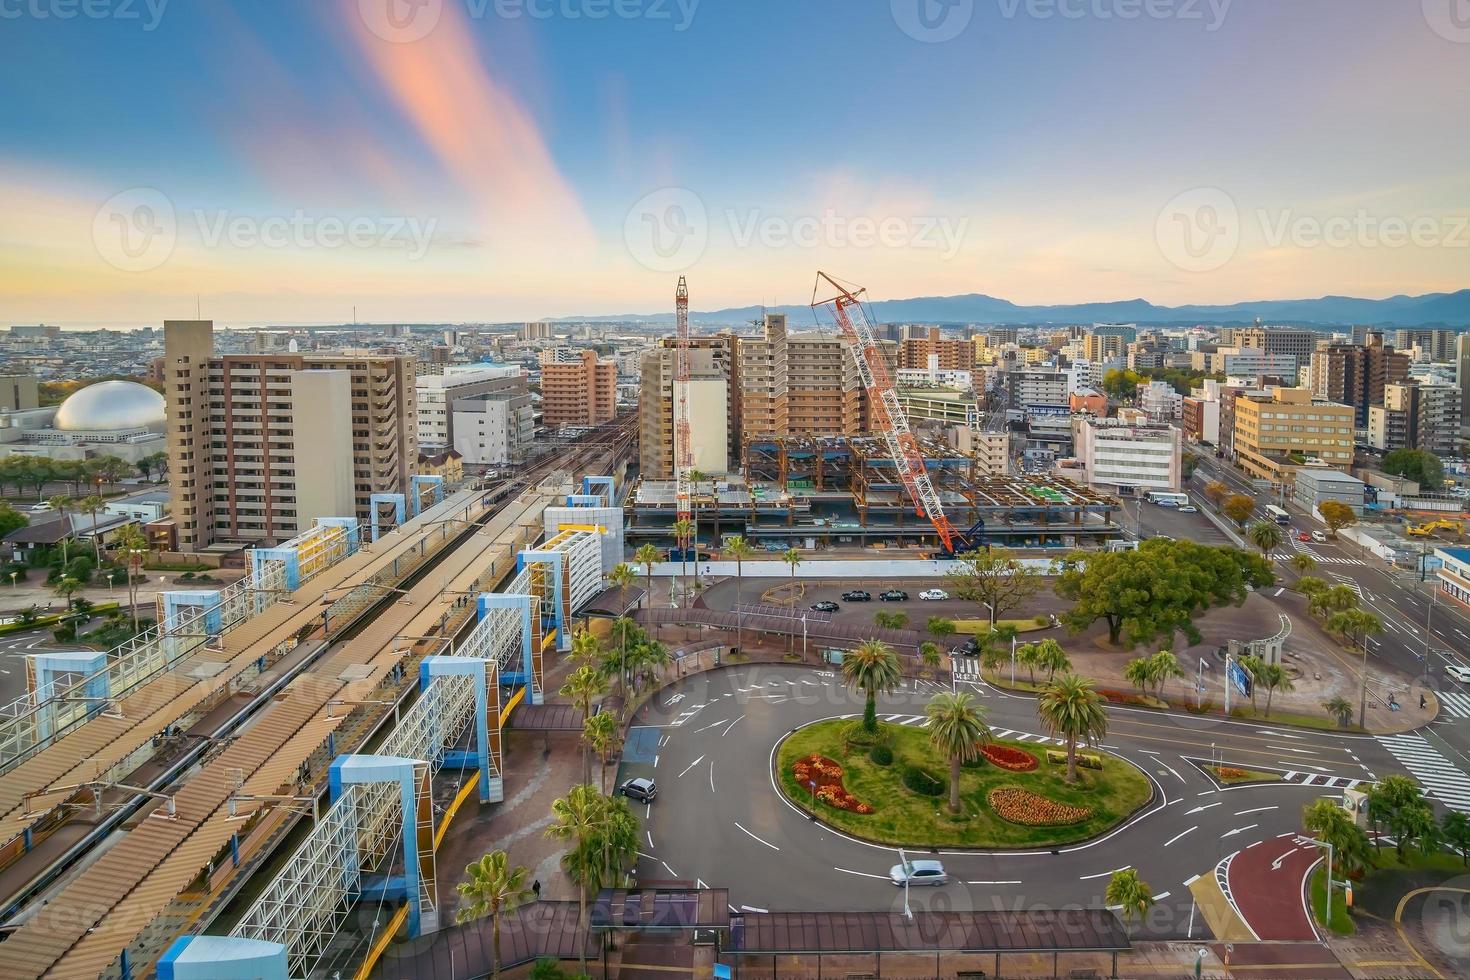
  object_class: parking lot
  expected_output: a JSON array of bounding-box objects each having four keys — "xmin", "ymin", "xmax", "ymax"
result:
[{"xmin": 1132, "ymin": 497, "xmax": 1235, "ymax": 546}]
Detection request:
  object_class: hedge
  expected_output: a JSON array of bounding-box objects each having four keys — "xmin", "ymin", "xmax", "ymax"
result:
[{"xmin": 901, "ymin": 765, "xmax": 947, "ymax": 797}]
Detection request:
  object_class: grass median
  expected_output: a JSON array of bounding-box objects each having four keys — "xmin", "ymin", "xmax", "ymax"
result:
[{"xmin": 776, "ymin": 718, "xmax": 1153, "ymax": 849}]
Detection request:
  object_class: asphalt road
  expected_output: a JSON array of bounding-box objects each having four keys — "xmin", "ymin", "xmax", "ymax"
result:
[{"xmin": 624, "ymin": 662, "xmax": 1413, "ymax": 941}]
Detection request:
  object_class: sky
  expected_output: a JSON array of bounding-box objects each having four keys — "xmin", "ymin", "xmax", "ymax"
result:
[{"xmin": 1, "ymin": 0, "xmax": 1467, "ymax": 325}]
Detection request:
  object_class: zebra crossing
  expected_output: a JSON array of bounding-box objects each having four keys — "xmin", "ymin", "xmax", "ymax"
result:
[
  {"xmin": 1436, "ymin": 690, "xmax": 1470, "ymax": 719},
  {"xmin": 952, "ymin": 657, "xmax": 982, "ymax": 681},
  {"xmin": 1271, "ymin": 553, "xmax": 1365, "ymax": 566},
  {"xmin": 1279, "ymin": 770, "xmax": 1367, "ymax": 791},
  {"xmin": 1377, "ymin": 733, "xmax": 1470, "ymax": 812}
]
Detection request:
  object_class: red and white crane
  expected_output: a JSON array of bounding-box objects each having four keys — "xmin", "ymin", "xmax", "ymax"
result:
[
  {"xmin": 673, "ymin": 276, "xmax": 693, "ymax": 526},
  {"xmin": 811, "ymin": 271, "xmax": 963, "ymax": 555}
]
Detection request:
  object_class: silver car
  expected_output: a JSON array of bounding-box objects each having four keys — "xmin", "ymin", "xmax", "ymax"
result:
[{"xmin": 889, "ymin": 859, "xmax": 948, "ymax": 886}]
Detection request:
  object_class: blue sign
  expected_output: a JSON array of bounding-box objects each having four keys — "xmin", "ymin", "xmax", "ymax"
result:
[
  {"xmin": 714, "ymin": 966, "xmax": 733, "ymax": 980},
  {"xmin": 1228, "ymin": 660, "xmax": 1252, "ymax": 698}
]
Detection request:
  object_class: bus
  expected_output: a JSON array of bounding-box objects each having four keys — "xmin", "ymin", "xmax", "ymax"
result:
[
  {"xmin": 1146, "ymin": 492, "xmax": 1189, "ymax": 507},
  {"xmin": 1265, "ymin": 504, "xmax": 1291, "ymax": 525}
]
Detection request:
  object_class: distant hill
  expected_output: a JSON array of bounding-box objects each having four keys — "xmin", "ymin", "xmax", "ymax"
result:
[{"xmin": 549, "ymin": 289, "xmax": 1470, "ymax": 328}]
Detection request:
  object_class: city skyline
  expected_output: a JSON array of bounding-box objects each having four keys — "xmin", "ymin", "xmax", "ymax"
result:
[{"xmin": 2, "ymin": 0, "xmax": 1467, "ymax": 324}]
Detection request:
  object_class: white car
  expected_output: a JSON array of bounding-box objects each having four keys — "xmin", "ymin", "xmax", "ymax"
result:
[
  {"xmin": 1311, "ymin": 530, "xmax": 1327, "ymax": 543},
  {"xmin": 919, "ymin": 589, "xmax": 948, "ymax": 601},
  {"xmin": 1178, "ymin": 505, "xmax": 1198, "ymax": 513},
  {"xmin": 890, "ymin": 859, "xmax": 948, "ymax": 886},
  {"xmin": 28, "ymin": 502, "xmax": 52, "ymax": 513},
  {"xmin": 1446, "ymin": 664, "xmax": 1470, "ymax": 683}
]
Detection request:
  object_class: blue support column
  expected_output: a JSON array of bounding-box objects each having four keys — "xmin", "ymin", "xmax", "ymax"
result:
[
  {"xmin": 477, "ymin": 593, "xmax": 542, "ymax": 704},
  {"xmin": 157, "ymin": 936, "xmax": 288, "ymax": 980},
  {"xmin": 250, "ymin": 547, "xmax": 301, "ymax": 591},
  {"xmin": 329, "ymin": 754, "xmax": 436, "ymax": 936},
  {"xmin": 420, "ymin": 656, "xmax": 502, "ymax": 802},
  {"xmin": 160, "ymin": 590, "xmax": 224, "ymax": 638},
  {"xmin": 581, "ymin": 475, "xmax": 615, "ymax": 504},
  {"xmin": 517, "ymin": 549, "xmax": 568, "ymax": 654},
  {"xmin": 315, "ymin": 516, "xmax": 361, "ymax": 555},
  {"xmin": 30, "ymin": 650, "xmax": 108, "ymax": 740},
  {"xmin": 410, "ymin": 475, "xmax": 445, "ymax": 517},
  {"xmin": 369, "ymin": 493, "xmax": 407, "ymax": 542}
]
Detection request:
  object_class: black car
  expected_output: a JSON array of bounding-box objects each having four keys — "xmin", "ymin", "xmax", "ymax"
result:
[
  {"xmin": 810, "ymin": 600, "xmax": 840, "ymax": 612},
  {"xmin": 879, "ymin": 589, "xmax": 908, "ymax": 602},
  {"xmin": 953, "ymin": 638, "xmax": 982, "ymax": 657},
  {"xmin": 841, "ymin": 590, "xmax": 871, "ymax": 602},
  {"xmin": 619, "ymin": 777, "xmax": 658, "ymax": 803}
]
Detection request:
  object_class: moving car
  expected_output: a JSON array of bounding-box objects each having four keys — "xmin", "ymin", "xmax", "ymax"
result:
[
  {"xmin": 919, "ymin": 589, "xmax": 948, "ymax": 601},
  {"xmin": 619, "ymin": 777, "xmax": 658, "ymax": 803},
  {"xmin": 810, "ymin": 600, "xmax": 839, "ymax": 612},
  {"xmin": 879, "ymin": 589, "xmax": 908, "ymax": 602},
  {"xmin": 841, "ymin": 590, "xmax": 871, "ymax": 602},
  {"xmin": 1297, "ymin": 532, "xmax": 1311, "ymax": 542},
  {"xmin": 889, "ymin": 860, "xmax": 949, "ymax": 886},
  {"xmin": 1178, "ymin": 505, "xmax": 1198, "ymax": 513},
  {"xmin": 953, "ymin": 638, "xmax": 982, "ymax": 657},
  {"xmin": 1446, "ymin": 664, "xmax": 1470, "ymax": 683},
  {"xmin": 29, "ymin": 502, "xmax": 53, "ymax": 512},
  {"xmin": 1311, "ymin": 530, "xmax": 1327, "ymax": 543}
]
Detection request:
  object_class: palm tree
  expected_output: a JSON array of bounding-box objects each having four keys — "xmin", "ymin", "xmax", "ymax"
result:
[
  {"xmin": 1036, "ymin": 673, "xmax": 1108, "ymax": 783},
  {"xmin": 781, "ymin": 547, "xmax": 802, "ymax": 653},
  {"xmin": 1030, "ymin": 638, "xmax": 1071, "ymax": 682},
  {"xmin": 629, "ymin": 638, "xmax": 672, "ymax": 694},
  {"xmin": 456, "ymin": 850, "xmax": 535, "ymax": 980},
  {"xmin": 1257, "ymin": 662, "xmax": 1294, "ymax": 718},
  {"xmin": 48, "ymin": 494, "xmax": 72, "ymax": 562},
  {"xmin": 1123, "ymin": 657, "xmax": 1152, "ymax": 696},
  {"xmin": 1302, "ymin": 797, "xmax": 1372, "ymax": 877},
  {"xmin": 1311, "ymin": 584, "xmax": 1359, "ymax": 621},
  {"xmin": 1147, "ymin": 650, "xmax": 1184, "ymax": 699},
  {"xmin": 925, "ymin": 691, "xmax": 990, "ymax": 814},
  {"xmin": 559, "ymin": 666, "xmax": 608, "ymax": 783},
  {"xmin": 78, "ymin": 493, "xmax": 106, "ymax": 563},
  {"xmin": 111, "ymin": 523, "xmax": 150, "ymax": 633},
  {"xmin": 1016, "ymin": 642, "xmax": 1040, "ymax": 684},
  {"xmin": 1442, "ymin": 811, "xmax": 1470, "ymax": 866},
  {"xmin": 1237, "ymin": 655, "xmax": 1265, "ymax": 713},
  {"xmin": 725, "ymin": 535, "xmax": 754, "ymax": 651},
  {"xmin": 634, "ymin": 543, "xmax": 660, "ymax": 612},
  {"xmin": 52, "ymin": 575, "xmax": 83, "ymax": 612},
  {"xmin": 582, "ymin": 711, "xmax": 621, "ymax": 794},
  {"xmin": 570, "ymin": 626, "xmax": 603, "ymax": 668},
  {"xmin": 1327, "ymin": 608, "xmax": 1383, "ymax": 728},
  {"xmin": 671, "ymin": 518, "xmax": 694, "ymax": 607},
  {"xmin": 1104, "ymin": 868, "xmax": 1155, "ymax": 935},
  {"xmin": 607, "ymin": 562, "xmax": 636, "ymax": 617},
  {"xmin": 1247, "ymin": 520, "xmax": 1284, "ymax": 562},
  {"xmin": 545, "ymin": 785, "xmax": 632, "ymax": 976},
  {"xmin": 1290, "ymin": 553, "xmax": 1317, "ymax": 576},
  {"xmin": 842, "ymin": 638, "xmax": 902, "ymax": 734},
  {"xmin": 874, "ymin": 610, "xmax": 908, "ymax": 630},
  {"xmin": 686, "ymin": 468, "xmax": 706, "ymax": 562},
  {"xmin": 1323, "ymin": 695, "xmax": 1354, "ymax": 728},
  {"xmin": 918, "ymin": 641, "xmax": 942, "ymax": 680}
]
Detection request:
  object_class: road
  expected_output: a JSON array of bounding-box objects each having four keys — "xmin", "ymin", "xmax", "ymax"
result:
[{"xmin": 625, "ymin": 662, "xmax": 1416, "ymax": 941}]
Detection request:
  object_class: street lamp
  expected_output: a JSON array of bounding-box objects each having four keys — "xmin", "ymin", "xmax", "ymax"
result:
[
  {"xmin": 8, "ymin": 571, "xmax": 15, "ymax": 591},
  {"xmin": 897, "ymin": 848, "xmax": 913, "ymax": 920},
  {"xmin": 800, "ymin": 613, "xmax": 808, "ymax": 662},
  {"xmin": 1299, "ymin": 835, "xmax": 1337, "ymax": 926}
]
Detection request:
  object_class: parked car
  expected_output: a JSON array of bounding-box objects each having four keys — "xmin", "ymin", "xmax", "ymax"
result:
[
  {"xmin": 1178, "ymin": 505, "xmax": 1198, "ymax": 513},
  {"xmin": 953, "ymin": 638, "xmax": 982, "ymax": 657},
  {"xmin": 1311, "ymin": 530, "xmax": 1327, "ymax": 543},
  {"xmin": 919, "ymin": 589, "xmax": 948, "ymax": 601},
  {"xmin": 879, "ymin": 589, "xmax": 908, "ymax": 602},
  {"xmin": 889, "ymin": 860, "xmax": 949, "ymax": 886},
  {"xmin": 619, "ymin": 777, "xmax": 658, "ymax": 803},
  {"xmin": 810, "ymin": 600, "xmax": 840, "ymax": 612},
  {"xmin": 1445, "ymin": 664, "xmax": 1470, "ymax": 683},
  {"xmin": 841, "ymin": 590, "xmax": 872, "ymax": 602}
]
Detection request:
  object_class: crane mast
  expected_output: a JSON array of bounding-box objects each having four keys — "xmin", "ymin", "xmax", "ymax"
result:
[
  {"xmin": 811, "ymin": 271, "xmax": 960, "ymax": 554},
  {"xmin": 674, "ymin": 276, "xmax": 693, "ymax": 525}
]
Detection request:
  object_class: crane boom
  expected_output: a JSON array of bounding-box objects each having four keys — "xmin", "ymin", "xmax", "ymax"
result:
[
  {"xmin": 674, "ymin": 276, "xmax": 693, "ymax": 523},
  {"xmin": 811, "ymin": 271, "xmax": 960, "ymax": 554}
]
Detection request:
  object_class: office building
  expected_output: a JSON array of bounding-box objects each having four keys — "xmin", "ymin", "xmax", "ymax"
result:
[
  {"xmin": 1075, "ymin": 418, "xmax": 1182, "ymax": 493},
  {"xmin": 1393, "ymin": 329, "xmax": 1457, "ymax": 363},
  {"xmin": 1092, "ymin": 324, "xmax": 1138, "ymax": 343},
  {"xmin": 1308, "ymin": 333, "xmax": 1410, "ymax": 428},
  {"xmin": 0, "ymin": 376, "xmax": 39, "ymax": 412},
  {"xmin": 540, "ymin": 349, "xmax": 617, "ymax": 430},
  {"xmin": 1231, "ymin": 326, "xmax": 1318, "ymax": 370},
  {"xmin": 1293, "ymin": 467, "xmax": 1366, "ymax": 515},
  {"xmin": 451, "ymin": 388, "xmax": 534, "ymax": 467},
  {"xmin": 1199, "ymin": 347, "xmax": 1300, "ymax": 378},
  {"xmin": 164, "ymin": 320, "xmax": 416, "ymax": 551},
  {"xmin": 416, "ymin": 364, "xmax": 527, "ymax": 450},
  {"xmin": 1139, "ymin": 380, "xmax": 1183, "ymax": 420},
  {"xmin": 1231, "ymin": 386, "xmax": 1355, "ymax": 482},
  {"xmin": 1008, "ymin": 369, "xmax": 1071, "ymax": 414}
]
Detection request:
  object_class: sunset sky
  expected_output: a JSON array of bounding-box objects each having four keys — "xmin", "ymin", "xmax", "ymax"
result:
[{"xmin": 1, "ymin": 0, "xmax": 1467, "ymax": 324}]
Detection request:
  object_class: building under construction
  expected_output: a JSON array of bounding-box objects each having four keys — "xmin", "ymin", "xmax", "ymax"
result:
[{"xmin": 628, "ymin": 435, "xmax": 1122, "ymax": 551}]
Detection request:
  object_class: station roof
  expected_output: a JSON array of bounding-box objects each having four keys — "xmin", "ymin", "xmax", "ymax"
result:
[{"xmin": 731, "ymin": 908, "xmax": 1130, "ymax": 955}]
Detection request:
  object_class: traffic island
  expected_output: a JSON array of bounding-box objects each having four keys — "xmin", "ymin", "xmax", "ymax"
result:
[{"xmin": 775, "ymin": 718, "xmax": 1153, "ymax": 849}]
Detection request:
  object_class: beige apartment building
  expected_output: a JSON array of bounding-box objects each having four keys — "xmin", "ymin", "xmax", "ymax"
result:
[
  {"xmin": 899, "ymin": 328, "xmax": 971, "ymax": 371},
  {"xmin": 540, "ymin": 349, "xmax": 616, "ymax": 430},
  {"xmin": 164, "ymin": 320, "xmax": 417, "ymax": 551},
  {"xmin": 1231, "ymin": 386, "xmax": 1355, "ymax": 482},
  {"xmin": 637, "ymin": 336, "xmax": 738, "ymax": 479}
]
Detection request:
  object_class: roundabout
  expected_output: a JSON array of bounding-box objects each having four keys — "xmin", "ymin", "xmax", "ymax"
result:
[{"xmin": 621, "ymin": 661, "xmax": 1401, "ymax": 940}]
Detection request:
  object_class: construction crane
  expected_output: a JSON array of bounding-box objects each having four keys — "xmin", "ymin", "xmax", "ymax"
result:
[
  {"xmin": 812, "ymin": 271, "xmax": 977, "ymax": 555},
  {"xmin": 674, "ymin": 277, "xmax": 694, "ymax": 534}
]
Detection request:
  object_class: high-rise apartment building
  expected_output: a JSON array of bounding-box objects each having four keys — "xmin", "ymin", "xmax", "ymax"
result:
[
  {"xmin": 417, "ymin": 364, "xmax": 526, "ymax": 450},
  {"xmin": 1232, "ymin": 326, "xmax": 1318, "ymax": 370},
  {"xmin": 1231, "ymin": 386, "xmax": 1355, "ymax": 481},
  {"xmin": 0, "ymin": 375, "xmax": 39, "ymax": 412},
  {"xmin": 638, "ymin": 336, "xmax": 738, "ymax": 479},
  {"xmin": 899, "ymin": 327, "xmax": 971, "ymax": 371},
  {"xmin": 1393, "ymin": 329, "xmax": 1457, "ymax": 363},
  {"xmin": 1307, "ymin": 333, "xmax": 1410, "ymax": 429},
  {"xmin": 539, "ymin": 349, "xmax": 616, "ymax": 430},
  {"xmin": 164, "ymin": 320, "xmax": 417, "ymax": 551},
  {"xmin": 1458, "ymin": 333, "xmax": 1470, "ymax": 434},
  {"xmin": 1368, "ymin": 381, "xmax": 1461, "ymax": 457},
  {"xmin": 738, "ymin": 313, "xmax": 866, "ymax": 439},
  {"xmin": 1081, "ymin": 333, "xmax": 1126, "ymax": 365}
]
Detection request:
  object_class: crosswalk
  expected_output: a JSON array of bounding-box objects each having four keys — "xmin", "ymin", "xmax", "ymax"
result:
[
  {"xmin": 1271, "ymin": 553, "xmax": 1365, "ymax": 566},
  {"xmin": 952, "ymin": 657, "xmax": 982, "ymax": 681},
  {"xmin": 1279, "ymin": 770, "xmax": 1367, "ymax": 791},
  {"xmin": 1436, "ymin": 690, "xmax": 1470, "ymax": 719},
  {"xmin": 1377, "ymin": 733, "xmax": 1470, "ymax": 812}
]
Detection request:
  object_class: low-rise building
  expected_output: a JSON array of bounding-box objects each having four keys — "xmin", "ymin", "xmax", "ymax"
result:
[
  {"xmin": 1139, "ymin": 380, "xmax": 1183, "ymax": 420},
  {"xmin": 1075, "ymin": 417, "xmax": 1181, "ymax": 494},
  {"xmin": 1231, "ymin": 386, "xmax": 1355, "ymax": 482},
  {"xmin": 1435, "ymin": 546, "xmax": 1470, "ymax": 610},
  {"xmin": 1294, "ymin": 467, "xmax": 1366, "ymax": 516}
]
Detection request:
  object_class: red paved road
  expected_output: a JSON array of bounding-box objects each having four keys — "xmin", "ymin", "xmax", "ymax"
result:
[{"xmin": 1226, "ymin": 834, "xmax": 1321, "ymax": 941}]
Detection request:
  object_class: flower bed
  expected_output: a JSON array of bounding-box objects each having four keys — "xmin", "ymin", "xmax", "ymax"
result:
[
  {"xmin": 1214, "ymin": 766, "xmax": 1251, "ymax": 780},
  {"xmin": 981, "ymin": 743, "xmax": 1039, "ymax": 772},
  {"xmin": 987, "ymin": 786, "xmax": 1093, "ymax": 826},
  {"xmin": 1098, "ymin": 688, "xmax": 1158, "ymax": 707},
  {"xmin": 792, "ymin": 754, "xmax": 874, "ymax": 814}
]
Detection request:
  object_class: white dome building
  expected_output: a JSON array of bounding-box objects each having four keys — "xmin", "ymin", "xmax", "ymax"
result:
[
  {"xmin": 54, "ymin": 381, "xmax": 166, "ymax": 433},
  {"xmin": 0, "ymin": 380, "xmax": 168, "ymax": 464}
]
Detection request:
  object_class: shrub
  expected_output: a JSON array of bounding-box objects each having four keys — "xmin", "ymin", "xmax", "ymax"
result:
[
  {"xmin": 869, "ymin": 745, "xmax": 894, "ymax": 767},
  {"xmin": 901, "ymin": 766, "xmax": 946, "ymax": 797},
  {"xmin": 1034, "ymin": 614, "xmax": 1049, "ymax": 627},
  {"xmin": 982, "ymin": 743, "xmax": 1040, "ymax": 772},
  {"xmin": 179, "ymin": 571, "xmax": 195, "ymax": 581},
  {"xmin": 3, "ymin": 563, "xmax": 26, "ymax": 583},
  {"xmin": 51, "ymin": 624, "xmax": 76, "ymax": 643},
  {"xmin": 1045, "ymin": 749, "xmax": 1103, "ymax": 771},
  {"xmin": 1097, "ymin": 688, "xmax": 1156, "ymax": 707},
  {"xmin": 988, "ymin": 786, "xmax": 1093, "ymax": 826}
]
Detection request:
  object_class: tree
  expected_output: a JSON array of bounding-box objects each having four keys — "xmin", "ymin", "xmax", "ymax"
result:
[
  {"xmin": 1036, "ymin": 673, "xmax": 1107, "ymax": 783},
  {"xmin": 545, "ymin": 785, "xmax": 638, "ymax": 976},
  {"xmin": 1302, "ymin": 797, "xmax": 1372, "ymax": 877},
  {"xmin": 842, "ymin": 638, "xmax": 902, "ymax": 734},
  {"xmin": 1016, "ymin": 642, "xmax": 1041, "ymax": 684},
  {"xmin": 559, "ymin": 666, "xmax": 608, "ymax": 784},
  {"xmin": 1382, "ymin": 448, "xmax": 1445, "ymax": 491},
  {"xmin": 1101, "ymin": 368, "xmax": 1144, "ymax": 401},
  {"xmin": 111, "ymin": 523, "xmax": 150, "ymax": 633},
  {"xmin": 671, "ymin": 517, "xmax": 694, "ymax": 607},
  {"xmin": 1202, "ymin": 480, "xmax": 1230, "ymax": 509},
  {"xmin": 93, "ymin": 455, "xmax": 133, "ymax": 489},
  {"xmin": 1323, "ymin": 696, "xmax": 1354, "ymax": 728},
  {"xmin": 1297, "ymin": 575, "xmax": 1328, "ymax": 599},
  {"xmin": 874, "ymin": 610, "xmax": 909, "ymax": 630},
  {"xmin": 1327, "ymin": 608, "xmax": 1382, "ymax": 728},
  {"xmin": 725, "ymin": 535, "xmax": 755, "ymax": 651},
  {"xmin": 1442, "ymin": 811, "xmax": 1470, "ymax": 866},
  {"xmin": 136, "ymin": 451, "xmax": 169, "ymax": 483},
  {"xmin": 1147, "ymin": 649, "xmax": 1184, "ymax": 699},
  {"xmin": 1310, "ymin": 584, "xmax": 1359, "ymax": 621},
  {"xmin": 1123, "ymin": 657, "xmax": 1153, "ymax": 695},
  {"xmin": 1030, "ymin": 638, "xmax": 1071, "ymax": 682},
  {"xmin": 1223, "ymin": 494, "xmax": 1256, "ymax": 529},
  {"xmin": 926, "ymin": 616, "xmax": 956, "ymax": 638},
  {"xmin": 1104, "ymin": 868, "xmax": 1154, "ymax": 935},
  {"xmin": 1247, "ymin": 520, "xmax": 1284, "ymax": 561},
  {"xmin": 1237, "ymin": 654, "xmax": 1265, "ymax": 713},
  {"xmin": 925, "ymin": 691, "xmax": 990, "ymax": 814},
  {"xmin": 582, "ymin": 711, "xmax": 621, "ymax": 795},
  {"xmin": 1318, "ymin": 500, "xmax": 1357, "ymax": 539},
  {"xmin": 607, "ymin": 562, "xmax": 636, "ymax": 617},
  {"xmin": 0, "ymin": 502, "xmax": 26, "ymax": 539},
  {"xmin": 686, "ymin": 468, "xmax": 706, "ymax": 570},
  {"xmin": 456, "ymin": 850, "xmax": 534, "ymax": 980},
  {"xmin": 1290, "ymin": 553, "xmax": 1317, "ymax": 576},
  {"xmin": 48, "ymin": 494, "xmax": 72, "ymax": 562},
  {"xmin": 627, "ymin": 638, "xmax": 672, "ymax": 695},
  {"xmin": 634, "ymin": 543, "xmax": 660, "ymax": 613},
  {"xmin": 52, "ymin": 575, "xmax": 83, "ymax": 611},
  {"xmin": 569, "ymin": 626, "xmax": 603, "ymax": 669},
  {"xmin": 79, "ymin": 493, "xmax": 106, "ymax": 563},
  {"xmin": 781, "ymin": 547, "xmax": 802, "ymax": 654},
  {"xmin": 944, "ymin": 547, "xmax": 1041, "ymax": 626},
  {"xmin": 1366, "ymin": 775, "xmax": 1423, "ymax": 852},
  {"xmin": 1257, "ymin": 661, "xmax": 1294, "ymax": 718},
  {"xmin": 919, "ymin": 642, "xmax": 942, "ymax": 679}
]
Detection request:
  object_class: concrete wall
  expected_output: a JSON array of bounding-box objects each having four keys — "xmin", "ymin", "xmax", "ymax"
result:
[{"xmin": 290, "ymin": 370, "xmax": 355, "ymax": 534}]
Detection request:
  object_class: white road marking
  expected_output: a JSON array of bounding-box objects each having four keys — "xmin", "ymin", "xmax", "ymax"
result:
[
  {"xmin": 1186, "ymin": 801, "xmax": 1222, "ymax": 815},
  {"xmin": 834, "ymin": 867, "xmax": 889, "ymax": 880},
  {"xmin": 692, "ymin": 718, "xmax": 729, "ymax": 733},
  {"xmin": 1221, "ymin": 823, "xmax": 1259, "ymax": 838},
  {"xmin": 662, "ymin": 861, "xmax": 677, "ymax": 876},
  {"xmin": 1164, "ymin": 826, "xmax": 1197, "ymax": 847},
  {"xmin": 741, "ymin": 905, "xmax": 769, "ymax": 913},
  {"xmin": 677, "ymin": 754, "xmax": 706, "ymax": 778},
  {"xmin": 647, "ymin": 830, "xmax": 654, "ymax": 848},
  {"xmin": 967, "ymin": 880, "xmax": 1023, "ymax": 885},
  {"xmin": 709, "ymin": 760, "xmax": 716, "ymax": 793},
  {"xmin": 1234, "ymin": 806, "xmax": 1278, "ymax": 816},
  {"xmin": 1079, "ymin": 865, "xmax": 1130, "ymax": 881},
  {"xmin": 734, "ymin": 821, "xmax": 780, "ymax": 851},
  {"xmin": 1153, "ymin": 891, "xmax": 1171, "ymax": 901}
]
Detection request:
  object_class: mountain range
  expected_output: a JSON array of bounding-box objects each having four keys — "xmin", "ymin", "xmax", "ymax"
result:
[{"xmin": 550, "ymin": 289, "xmax": 1470, "ymax": 328}]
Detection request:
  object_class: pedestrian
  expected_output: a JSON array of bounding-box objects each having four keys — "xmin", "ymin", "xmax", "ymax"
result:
[
  {"xmin": 1420, "ymin": 693, "xmax": 1427, "ymax": 710},
  {"xmin": 532, "ymin": 879, "xmax": 541, "ymax": 899}
]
